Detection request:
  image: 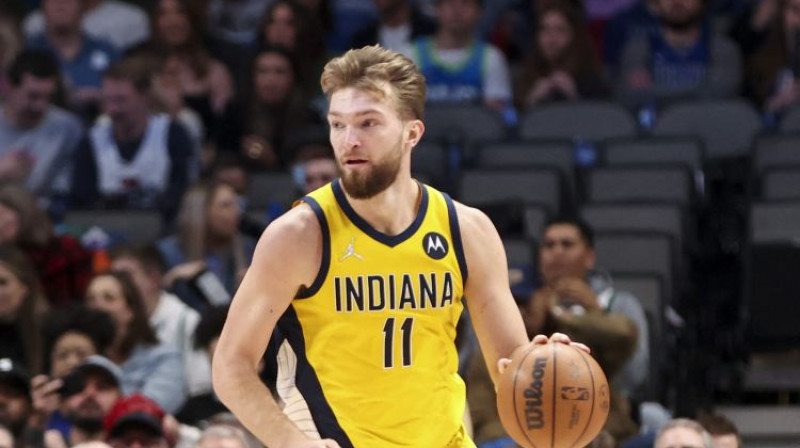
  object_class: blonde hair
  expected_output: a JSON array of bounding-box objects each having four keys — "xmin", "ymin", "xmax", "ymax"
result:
[{"xmin": 320, "ymin": 45, "xmax": 426, "ymax": 120}]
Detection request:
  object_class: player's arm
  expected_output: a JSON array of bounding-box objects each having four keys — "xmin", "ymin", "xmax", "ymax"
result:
[
  {"xmin": 212, "ymin": 205, "xmax": 340, "ymax": 448},
  {"xmin": 457, "ymin": 203, "xmax": 529, "ymax": 386}
]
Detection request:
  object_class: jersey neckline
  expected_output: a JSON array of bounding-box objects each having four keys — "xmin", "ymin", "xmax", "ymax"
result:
[{"xmin": 331, "ymin": 178, "xmax": 429, "ymax": 248}]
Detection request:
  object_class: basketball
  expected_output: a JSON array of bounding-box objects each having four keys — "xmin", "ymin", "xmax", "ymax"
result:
[{"xmin": 496, "ymin": 342, "xmax": 610, "ymax": 448}]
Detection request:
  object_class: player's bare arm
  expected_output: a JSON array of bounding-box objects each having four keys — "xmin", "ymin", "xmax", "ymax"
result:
[
  {"xmin": 456, "ymin": 202, "xmax": 529, "ymax": 385},
  {"xmin": 456, "ymin": 203, "xmax": 591, "ymax": 384},
  {"xmin": 212, "ymin": 205, "xmax": 341, "ymax": 448}
]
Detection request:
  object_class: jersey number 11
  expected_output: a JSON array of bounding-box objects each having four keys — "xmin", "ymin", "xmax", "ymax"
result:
[{"xmin": 383, "ymin": 317, "xmax": 414, "ymax": 368}]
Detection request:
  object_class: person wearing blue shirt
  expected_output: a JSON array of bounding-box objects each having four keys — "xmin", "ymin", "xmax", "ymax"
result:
[{"xmin": 27, "ymin": 0, "xmax": 118, "ymax": 113}]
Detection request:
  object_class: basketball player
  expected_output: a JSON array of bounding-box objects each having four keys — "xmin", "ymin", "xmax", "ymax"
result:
[{"xmin": 212, "ymin": 45, "xmax": 586, "ymax": 448}]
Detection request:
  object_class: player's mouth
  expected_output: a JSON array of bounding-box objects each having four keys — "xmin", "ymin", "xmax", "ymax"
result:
[{"xmin": 345, "ymin": 159, "xmax": 368, "ymax": 166}]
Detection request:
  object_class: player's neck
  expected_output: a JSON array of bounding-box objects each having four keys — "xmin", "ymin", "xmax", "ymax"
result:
[{"xmin": 345, "ymin": 177, "xmax": 421, "ymax": 236}]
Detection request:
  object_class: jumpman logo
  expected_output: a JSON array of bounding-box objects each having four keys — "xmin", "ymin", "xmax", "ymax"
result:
[{"xmin": 339, "ymin": 237, "xmax": 364, "ymax": 261}]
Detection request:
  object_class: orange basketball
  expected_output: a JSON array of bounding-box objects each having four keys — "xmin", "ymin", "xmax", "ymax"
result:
[{"xmin": 496, "ymin": 342, "xmax": 610, "ymax": 448}]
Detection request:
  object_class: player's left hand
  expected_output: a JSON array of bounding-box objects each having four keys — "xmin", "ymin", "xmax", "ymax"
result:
[{"xmin": 497, "ymin": 333, "xmax": 590, "ymax": 375}]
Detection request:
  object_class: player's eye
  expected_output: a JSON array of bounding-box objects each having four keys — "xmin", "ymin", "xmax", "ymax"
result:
[{"xmin": 329, "ymin": 121, "xmax": 344, "ymax": 130}]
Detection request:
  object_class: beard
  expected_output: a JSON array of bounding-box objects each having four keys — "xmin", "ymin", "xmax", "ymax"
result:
[{"xmin": 338, "ymin": 139, "xmax": 404, "ymax": 199}]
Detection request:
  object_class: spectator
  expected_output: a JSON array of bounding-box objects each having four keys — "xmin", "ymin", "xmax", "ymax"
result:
[
  {"xmin": 85, "ymin": 271, "xmax": 187, "ymax": 414},
  {"xmin": 109, "ymin": 244, "xmax": 212, "ymax": 398},
  {"xmin": 467, "ymin": 217, "xmax": 645, "ymax": 446},
  {"xmin": 209, "ymin": 154, "xmax": 265, "ymax": 241},
  {"xmin": 0, "ymin": 358, "xmax": 32, "ymax": 443},
  {"xmin": 225, "ymin": 47, "xmax": 323, "ymax": 170},
  {"xmin": 69, "ymin": 56, "xmax": 196, "ymax": 219},
  {"xmin": 655, "ymin": 418, "xmax": 713, "ymax": 448},
  {"xmin": 33, "ymin": 356, "xmax": 124, "ymax": 446},
  {"xmin": 27, "ymin": 0, "xmax": 119, "ymax": 115},
  {"xmin": 515, "ymin": 3, "xmax": 610, "ymax": 110},
  {"xmin": 0, "ymin": 245, "xmax": 46, "ymax": 375},
  {"xmin": 0, "ymin": 49, "xmax": 82, "ymax": 200},
  {"xmin": 604, "ymin": 0, "xmax": 661, "ymax": 73},
  {"xmin": 404, "ymin": 0, "xmax": 513, "ymax": 112},
  {"xmin": 747, "ymin": 0, "xmax": 800, "ymax": 114},
  {"xmin": 256, "ymin": 0, "xmax": 327, "ymax": 96},
  {"xmin": 103, "ymin": 395, "xmax": 168, "ymax": 448},
  {"xmin": 23, "ymin": 0, "xmax": 149, "ymax": 52},
  {"xmin": 174, "ymin": 305, "xmax": 229, "ymax": 426},
  {"xmin": 618, "ymin": 0, "xmax": 743, "ymax": 107},
  {"xmin": 698, "ymin": 413, "xmax": 741, "ymax": 448},
  {"xmin": 206, "ymin": 0, "xmax": 270, "ymax": 47},
  {"xmin": 157, "ymin": 181, "xmax": 256, "ymax": 299},
  {"xmin": 41, "ymin": 306, "xmax": 115, "ymax": 379},
  {"xmin": 0, "ymin": 184, "xmax": 93, "ymax": 308},
  {"xmin": 300, "ymin": 154, "xmax": 336, "ymax": 194},
  {"xmin": 0, "ymin": 12, "xmax": 23, "ymax": 99},
  {"xmin": 350, "ymin": 0, "xmax": 437, "ymax": 52},
  {"xmin": 141, "ymin": 0, "xmax": 235, "ymax": 146},
  {"xmin": 535, "ymin": 217, "xmax": 649, "ymax": 397}
]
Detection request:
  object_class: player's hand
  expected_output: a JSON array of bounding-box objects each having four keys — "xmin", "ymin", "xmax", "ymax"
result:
[{"xmin": 497, "ymin": 333, "xmax": 591, "ymax": 375}]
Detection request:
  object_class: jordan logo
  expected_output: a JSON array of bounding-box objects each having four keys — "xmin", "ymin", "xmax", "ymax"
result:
[{"xmin": 340, "ymin": 237, "xmax": 364, "ymax": 261}]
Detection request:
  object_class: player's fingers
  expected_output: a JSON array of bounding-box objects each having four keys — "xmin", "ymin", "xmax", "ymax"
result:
[
  {"xmin": 548, "ymin": 332, "xmax": 572, "ymax": 344},
  {"xmin": 570, "ymin": 342, "xmax": 591, "ymax": 354},
  {"xmin": 497, "ymin": 358, "xmax": 512, "ymax": 375},
  {"xmin": 323, "ymin": 439, "xmax": 342, "ymax": 448},
  {"xmin": 531, "ymin": 334, "xmax": 549, "ymax": 345}
]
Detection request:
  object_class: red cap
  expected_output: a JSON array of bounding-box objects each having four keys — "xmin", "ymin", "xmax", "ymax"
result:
[{"xmin": 104, "ymin": 394, "xmax": 166, "ymax": 440}]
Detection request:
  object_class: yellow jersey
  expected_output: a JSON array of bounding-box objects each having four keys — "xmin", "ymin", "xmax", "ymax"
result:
[{"xmin": 275, "ymin": 179, "xmax": 475, "ymax": 448}]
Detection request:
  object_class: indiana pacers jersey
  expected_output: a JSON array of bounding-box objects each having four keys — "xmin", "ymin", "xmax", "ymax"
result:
[{"xmin": 275, "ymin": 179, "xmax": 475, "ymax": 448}]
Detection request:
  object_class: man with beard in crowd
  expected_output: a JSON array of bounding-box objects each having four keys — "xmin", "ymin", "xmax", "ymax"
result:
[
  {"xmin": 53, "ymin": 356, "xmax": 122, "ymax": 446},
  {"xmin": 618, "ymin": 0, "xmax": 742, "ymax": 106}
]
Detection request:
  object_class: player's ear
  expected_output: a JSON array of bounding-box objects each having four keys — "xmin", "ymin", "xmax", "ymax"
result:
[{"xmin": 406, "ymin": 119, "xmax": 425, "ymax": 148}]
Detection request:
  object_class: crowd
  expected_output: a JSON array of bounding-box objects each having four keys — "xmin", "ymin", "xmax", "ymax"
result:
[{"xmin": 0, "ymin": 0, "xmax": 794, "ymax": 447}]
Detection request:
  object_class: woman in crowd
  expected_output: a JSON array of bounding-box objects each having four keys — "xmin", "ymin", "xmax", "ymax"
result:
[
  {"xmin": 0, "ymin": 185, "xmax": 93, "ymax": 307},
  {"xmin": 223, "ymin": 46, "xmax": 322, "ymax": 170},
  {"xmin": 515, "ymin": 3, "xmax": 610, "ymax": 110},
  {"xmin": 42, "ymin": 306, "xmax": 115, "ymax": 379},
  {"xmin": 85, "ymin": 271, "xmax": 186, "ymax": 413},
  {"xmin": 143, "ymin": 0, "xmax": 234, "ymax": 145},
  {"xmin": 256, "ymin": 0, "xmax": 326, "ymax": 96},
  {"xmin": 158, "ymin": 181, "xmax": 256, "ymax": 299},
  {"xmin": 748, "ymin": 0, "xmax": 800, "ymax": 114},
  {"xmin": 0, "ymin": 244, "xmax": 47, "ymax": 375}
]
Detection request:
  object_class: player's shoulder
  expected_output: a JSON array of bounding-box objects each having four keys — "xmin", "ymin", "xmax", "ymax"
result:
[
  {"xmin": 260, "ymin": 202, "xmax": 322, "ymax": 249},
  {"xmin": 451, "ymin": 200, "xmax": 498, "ymax": 237}
]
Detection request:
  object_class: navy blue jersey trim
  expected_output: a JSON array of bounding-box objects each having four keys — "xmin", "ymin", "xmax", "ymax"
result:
[
  {"xmin": 443, "ymin": 193, "xmax": 468, "ymax": 285},
  {"xmin": 295, "ymin": 196, "xmax": 330, "ymax": 299},
  {"xmin": 277, "ymin": 307, "xmax": 354, "ymax": 448},
  {"xmin": 332, "ymin": 179, "xmax": 429, "ymax": 248}
]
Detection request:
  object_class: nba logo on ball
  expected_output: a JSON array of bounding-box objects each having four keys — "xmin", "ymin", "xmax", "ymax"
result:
[{"xmin": 496, "ymin": 343, "xmax": 610, "ymax": 448}]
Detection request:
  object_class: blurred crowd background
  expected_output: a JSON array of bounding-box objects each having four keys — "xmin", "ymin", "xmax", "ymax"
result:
[{"xmin": 1, "ymin": 0, "xmax": 800, "ymax": 447}]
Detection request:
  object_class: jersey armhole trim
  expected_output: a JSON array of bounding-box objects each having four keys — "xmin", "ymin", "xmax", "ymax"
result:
[
  {"xmin": 295, "ymin": 196, "xmax": 329, "ymax": 299},
  {"xmin": 443, "ymin": 193, "xmax": 468, "ymax": 285}
]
